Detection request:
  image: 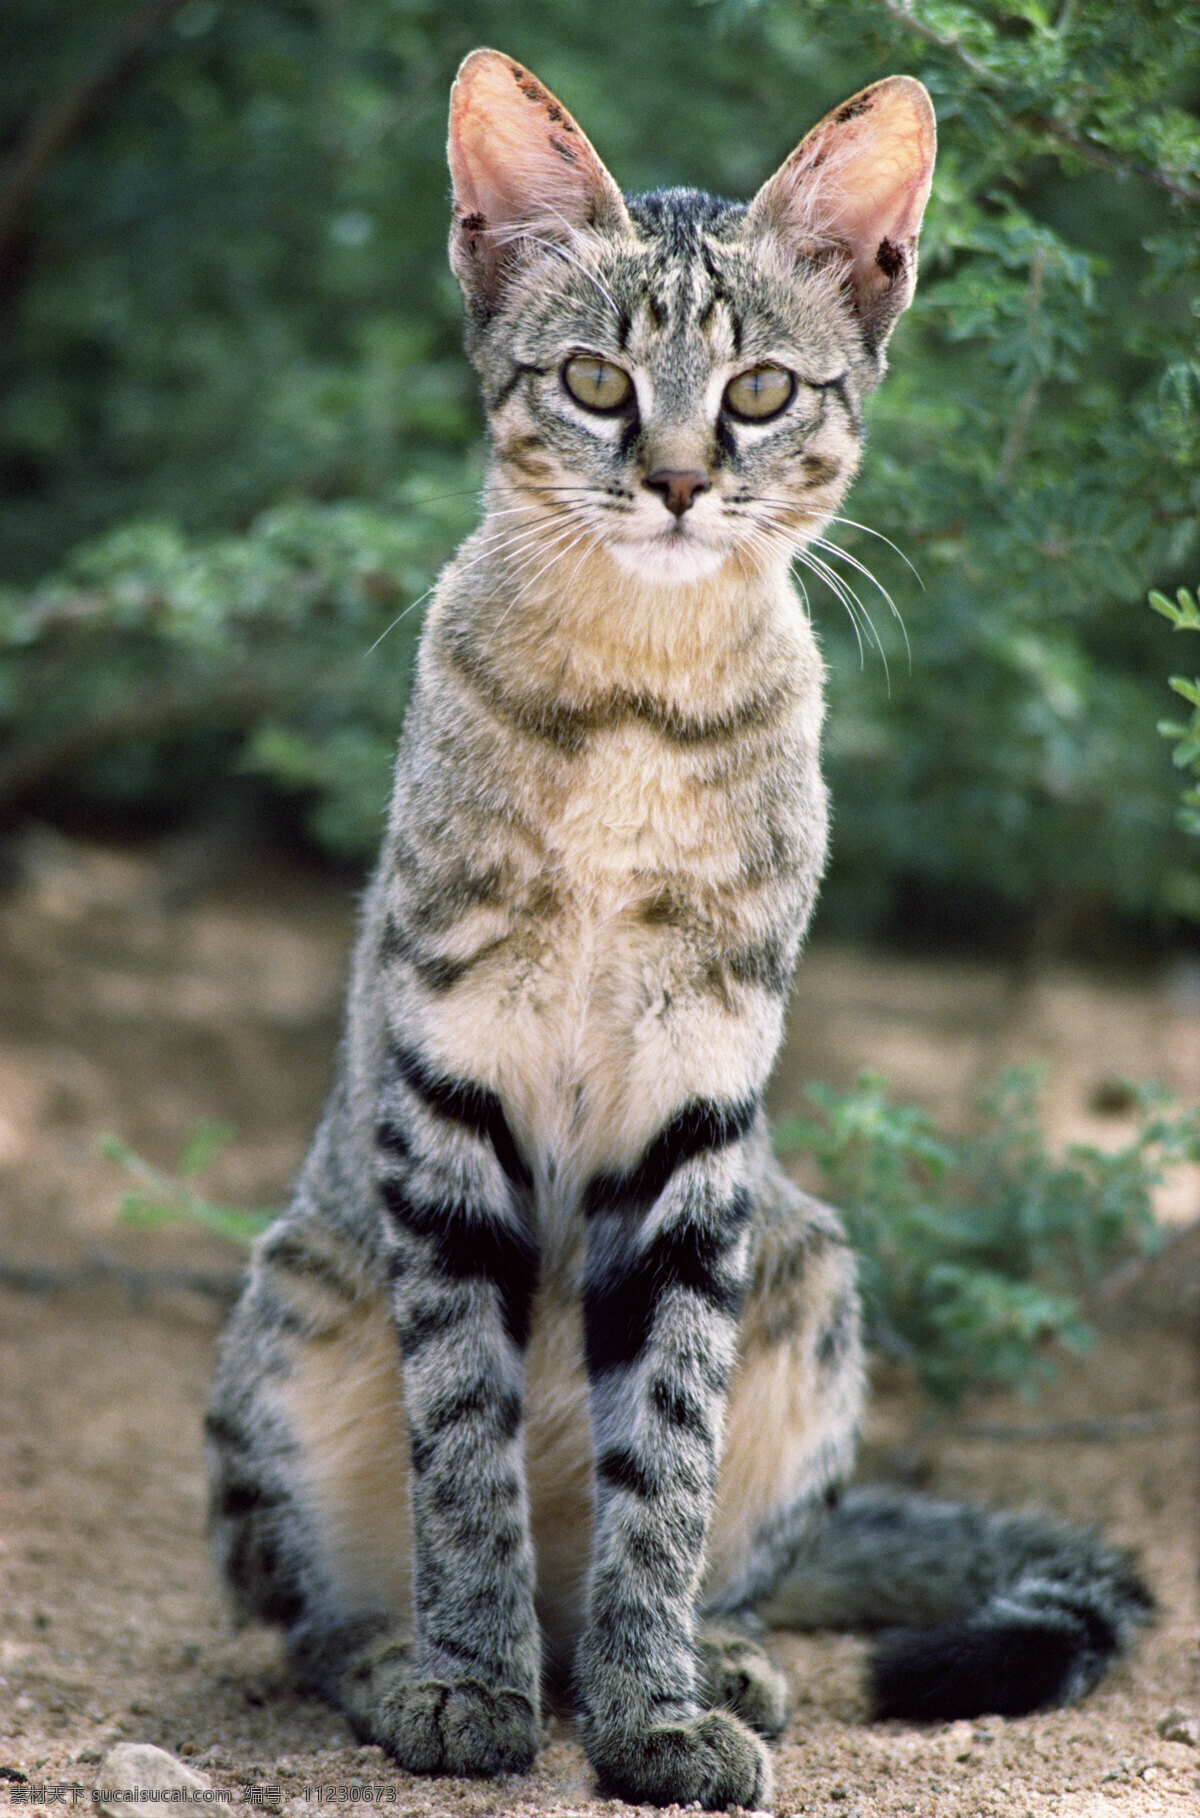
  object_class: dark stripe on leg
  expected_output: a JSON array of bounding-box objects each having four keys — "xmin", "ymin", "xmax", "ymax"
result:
[
  {"xmin": 375, "ymin": 1117, "xmax": 410, "ymax": 1159},
  {"xmin": 584, "ymin": 1194, "xmax": 751, "ymax": 1375},
  {"xmin": 597, "ymin": 1447, "xmax": 658, "ymax": 1499},
  {"xmin": 381, "ymin": 1179, "xmax": 536, "ymax": 1350},
  {"xmin": 649, "ymin": 1375, "xmax": 712, "ymax": 1442},
  {"xmin": 389, "ymin": 1044, "xmax": 532, "ymax": 1192},
  {"xmin": 257, "ymin": 1230, "xmax": 361, "ymax": 1303},
  {"xmin": 204, "ymin": 1409, "xmax": 256, "ymax": 1455},
  {"xmin": 420, "ymin": 1382, "xmax": 523, "ymax": 1445},
  {"xmin": 394, "ymin": 1294, "xmax": 470, "ymax": 1354},
  {"xmin": 583, "ymin": 1097, "xmax": 758, "ymax": 1220},
  {"xmin": 217, "ymin": 1477, "xmax": 288, "ymax": 1519}
]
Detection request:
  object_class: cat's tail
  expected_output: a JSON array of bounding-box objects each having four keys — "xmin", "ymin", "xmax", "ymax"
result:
[{"xmin": 747, "ymin": 1487, "xmax": 1155, "ymax": 1721}]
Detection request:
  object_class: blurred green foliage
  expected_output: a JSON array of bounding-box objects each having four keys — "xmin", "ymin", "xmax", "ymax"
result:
[
  {"xmin": 776, "ymin": 1067, "xmax": 1194, "ymax": 1401},
  {"xmin": 1, "ymin": 0, "xmax": 1199, "ymax": 939},
  {"xmin": 1151, "ymin": 583, "xmax": 1200, "ymax": 835},
  {"xmin": 105, "ymin": 1122, "xmax": 274, "ymax": 1245}
]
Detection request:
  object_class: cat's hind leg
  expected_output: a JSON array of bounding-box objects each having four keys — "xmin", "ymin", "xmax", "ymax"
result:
[
  {"xmin": 703, "ymin": 1170, "xmax": 1153, "ymax": 1722},
  {"xmin": 703, "ymin": 1167, "xmax": 865, "ymax": 1626},
  {"xmin": 206, "ymin": 1214, "xmax": 413, "ymax": 1649}
]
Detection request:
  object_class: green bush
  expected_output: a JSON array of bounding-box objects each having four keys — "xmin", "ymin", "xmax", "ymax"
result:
[
  {"xmin": 2, "ymin": 1, "xmax": 1199, "ymax": 936},
  {"xmin": 776, "ymin": 1068, "xmax": 1195, "ymax": 1402},
  {"xmin": 106, "ymin": 1123, "xmax": 274, "ymax": 1247},
  {"xmin": 0, "ymin": 484, "xmax": 477, "ymax": 850}
]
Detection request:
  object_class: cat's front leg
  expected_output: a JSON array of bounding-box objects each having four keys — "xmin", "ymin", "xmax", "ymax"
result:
[
  {"xmin": 362, "ymin": 1039, "xmax": 541, "ymax": 1776},
  {"xmin": 577, "ymin": 1106, "xmax": 774, "ymax": 1811}
]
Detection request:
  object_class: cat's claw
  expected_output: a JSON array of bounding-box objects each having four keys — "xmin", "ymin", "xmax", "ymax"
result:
[
  {"xmin": 373, "ymin": 1679, "xmax": 538, "ymax": 1778},
  {"xmin": 588, "ymin": 1710, "xmax": 773, "ymax": 1811}
]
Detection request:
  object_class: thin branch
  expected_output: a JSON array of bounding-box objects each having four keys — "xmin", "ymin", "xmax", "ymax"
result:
[
  {"xmin": 0, "ymin": 0, "xmax": 193, "ymax": 290},
  {"xmin": 0, "ymin": 1254, "xmax": 243, "ymax": 1307},
  {"xmin": 959, "ymin": 1407, "xmax": 1198, "ymax": 1442},
  {"xmin": 880, "ymin": 0, "xmax": 1200, "ymax": 207},
  {"xmin": 0, "ymin": 677, "xmax": 272, "ymax": 814},
  {"xmin": 881, "ymin": 0, "xmax": 997, "ymax": 84},
  {"xmin": 1023, "ymin": 113, "xmax": 1200, "ymax": 209},
  {"xmin": 1088, "ymin": 1214, "xmax": 1200, "ymax": 1309},
  {"xmin": 998, "ymin": 247, "xmax": 1046, "ymax": 486}
]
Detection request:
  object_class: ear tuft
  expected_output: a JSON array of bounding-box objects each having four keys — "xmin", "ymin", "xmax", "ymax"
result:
[
  {"xmin": 448, "ymin": 49, "xmax": 629, "ymax": 311},
  {"xmin": 745, "ymin": 76, "xmax": 936, "ymax": 353}
]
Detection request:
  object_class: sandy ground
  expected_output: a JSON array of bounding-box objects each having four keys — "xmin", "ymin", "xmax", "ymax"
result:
[{"xmin": 0, "ymin": 828, "xmax": 1197, "ymax": 1817}]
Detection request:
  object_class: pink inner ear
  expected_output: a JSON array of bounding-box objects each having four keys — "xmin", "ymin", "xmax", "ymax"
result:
[
  {"xmin": 449, "ymin": 50, "xmax": 624, "ymax": 240},
  {"xmin": 814, "ymin": 109, "xmax": 933, "ymax": 276},
  {"xmin": 755, "ymin": 78, "xmax": 935, "ymax": 286}
]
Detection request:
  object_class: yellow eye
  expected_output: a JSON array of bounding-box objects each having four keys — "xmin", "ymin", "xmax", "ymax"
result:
[
  {"xmin": 723, "ymin": 365, "xmax": 795, "ymax": 422},
  {"xmin": 563, "ymin": 354, "xmax": 633, "ymax": 413}
]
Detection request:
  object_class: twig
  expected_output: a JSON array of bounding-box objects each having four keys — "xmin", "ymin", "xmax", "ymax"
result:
[
  {"xmin": 881, "ymin": 0, "xmax": 997, "ymax": 85},
  {"xmin": 1086, "ymin": 1214, "xmax": 1200, "ymax": 1313},
  {"xmin": 958, "ymin": 1407, "xmax": 1198, "ymax": 1442},
  {"xmin": 998, "ymin": 247, "xmax": 1047, "ymax": 486},
  {"xmin": 880, "ymin": 0, "xmax": 1200, "ymax": 207},
  {"xmin": 0, "ymin": 0, "xmax": 193, "ymax": 291},
  {"xmin": 0, "ymin": 1253, "xmax": 243, "ymax": 1307},
  {"xmin": 1023, "ymin": 112, "xmax": 1200, "ymax": 209},
  {"xmin": 0, "ymin": 677, "xmax": 272, "ymax": 813}
]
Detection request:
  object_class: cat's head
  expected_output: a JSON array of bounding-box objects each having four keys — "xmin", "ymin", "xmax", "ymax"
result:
[{"xmin": 448, "ymin": 51, "xmax": 934, "ymax": 588}]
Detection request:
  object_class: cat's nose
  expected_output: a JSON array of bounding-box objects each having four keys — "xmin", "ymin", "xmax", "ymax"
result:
[{"xmin": 644, "ymin": 469, "xmax": 711, "ymax": 518}]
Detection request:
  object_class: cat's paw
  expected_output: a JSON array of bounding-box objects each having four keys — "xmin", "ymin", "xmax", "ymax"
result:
[
  {"xmin": 374, "ymin": 1678, "xmax": 538, "ymax": 1778},
  {"xmin": 697, "ymin": 1627, "xmax": 790, "ymax": 1740},
  {"xmin": 588, "ymin": 1710, "xmax": 773, "ymax": 1810}
]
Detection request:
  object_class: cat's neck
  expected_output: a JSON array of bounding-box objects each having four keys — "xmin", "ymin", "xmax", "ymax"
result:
[{"xmin": 435, "ymin": 488, "xmax": 811, "ymax": 719}]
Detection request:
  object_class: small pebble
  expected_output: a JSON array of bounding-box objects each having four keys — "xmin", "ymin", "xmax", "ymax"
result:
[
  {"xmin": 92, "ymin": 1744, "xmax": 233, "ymax": 1818},
  {"xmin": 1157, "ymin": 1706, "xmax": 1200, "ymax": 1746}
]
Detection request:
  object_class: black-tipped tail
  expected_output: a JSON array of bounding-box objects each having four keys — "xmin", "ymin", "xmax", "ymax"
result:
[
  {"xmin": 742, "ymin": 1485, "xmax": 1154, "ymax": 1722},
  {"xmin": 867, "ymin": 1524, "xmax": 1155, "ymax": 1721},
  {"xmin": 872, "ymin": 1612, "xmax": 1114, "ymax": 1720}
]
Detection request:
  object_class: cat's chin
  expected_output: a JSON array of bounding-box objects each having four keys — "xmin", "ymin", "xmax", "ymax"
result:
[{"xmin": 605, "ymin": 532, "xmax": 736, "ymax": 589}]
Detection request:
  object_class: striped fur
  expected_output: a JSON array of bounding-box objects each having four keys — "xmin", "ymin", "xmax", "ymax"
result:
[{"xmin": 207, "ymin": 50, "xmax": 1149, "ymax": 1812}]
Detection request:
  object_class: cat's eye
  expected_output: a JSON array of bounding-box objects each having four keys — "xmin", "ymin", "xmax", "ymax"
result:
[
  {"xmin": 562, "ymin": 355, "xmax": 633, "ymax": 413},
  {"xmin": 723, "ymin": 365, "xmax": 795, "ymax": 422}
]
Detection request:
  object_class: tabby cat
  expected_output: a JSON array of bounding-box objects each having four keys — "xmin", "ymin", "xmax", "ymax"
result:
[{"xmin": 207, "ymin": 50, "xmax": 1151, "ymax": 1811}]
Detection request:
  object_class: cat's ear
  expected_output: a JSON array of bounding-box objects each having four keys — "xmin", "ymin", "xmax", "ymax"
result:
[
  {"xmin": 745, "ymin": 77, "xmax": 935, "ymax": 353},
  {"xmin": 448, "ymin": 49, "xmax": 629, "ymax": 311}
]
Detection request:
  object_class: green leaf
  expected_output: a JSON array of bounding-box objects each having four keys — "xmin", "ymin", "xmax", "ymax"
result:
[
  {"xmin": 178, "ymin": 1121, "xmax": 236, "ymax": 1178},
  {"xmin": 107, "ymin": 1127, "xmax": 276, "ymax": 1248}
]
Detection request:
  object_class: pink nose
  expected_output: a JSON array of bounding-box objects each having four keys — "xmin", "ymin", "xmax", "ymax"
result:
[{"xmin": 644, "ymin": 469, "xmax": 711, "ymax": 518}]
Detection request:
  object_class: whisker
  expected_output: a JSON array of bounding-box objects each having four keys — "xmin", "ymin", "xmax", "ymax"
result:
[
  {"xmin": 731, "ymin": 493, "xmax": 910, "ymax": 682},
  {"xmin": 363, "ymin": 587, "xmax": 435, "ymax": 657},
  {"xmin": 363, "ymin": 507, "xmax": 589, "ymax": 656},
  {"xmin": 825, "ymin": 514, "xmax": 924, "ymax": 588},
  {"xmin": 480, "ymin": 521, "xmax": 594, "ymax": 660},
  {"xmin": 809, "ymin": 535, "xmax": 911, "ymax": 670},
  {"xmin": 803, "ymin": 557, "xmax": 865, "ymax": 666},
  {"xmin": 397, "ymin": 483, "xmax": 487, "ymax": 508},
  {"xmin": 741, "ymin": 495, "xmax": 921, "ymax": 590},
  {"xmin": 794, "ymin": 547, "xmax": 887, "ymax": 682}
]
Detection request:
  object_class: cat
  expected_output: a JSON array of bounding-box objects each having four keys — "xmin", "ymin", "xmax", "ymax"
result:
[{"xmin": 206, "ymin": 49, "xmax": 1152, "ymax": 1812}]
